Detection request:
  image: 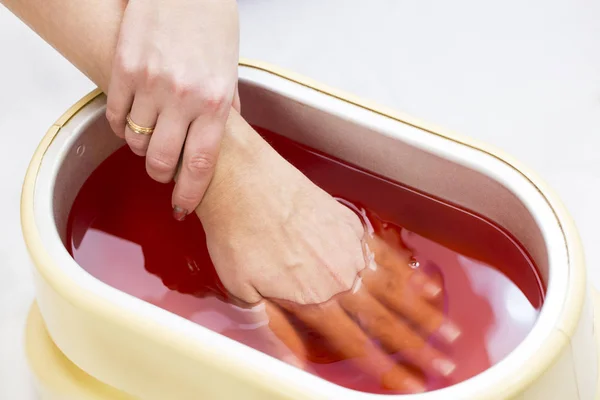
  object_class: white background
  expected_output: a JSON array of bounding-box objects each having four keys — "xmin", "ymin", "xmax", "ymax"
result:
[{"xmin": 1, "ymin": 0, "xmax": 599, "ymax": 398}]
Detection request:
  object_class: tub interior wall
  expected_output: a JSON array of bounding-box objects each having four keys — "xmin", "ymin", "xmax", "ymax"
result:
[
  {"xmin": 53, "ymin": 112, "xmax": 123, "ymax": 248},
  {"xmin": 51, "ymin": 82, "xmax": 550, "ymax": 287}
]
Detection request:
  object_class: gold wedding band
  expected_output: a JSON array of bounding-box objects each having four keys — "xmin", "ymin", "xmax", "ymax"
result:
[{"xmin": 126, "ymin": 114, "xmax": 155, "ymax": 135}]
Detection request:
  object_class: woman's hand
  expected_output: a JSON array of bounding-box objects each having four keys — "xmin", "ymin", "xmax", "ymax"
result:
[
  {"xmin": 106, "ymin": 0, "xmax": 240, "ymax": 218},
  {"xmin": 196, "ymin": 112, "xmax": 460, "ymax": 393}
]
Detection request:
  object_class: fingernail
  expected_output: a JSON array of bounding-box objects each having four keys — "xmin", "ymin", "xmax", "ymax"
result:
[
  {"xmin": 433, "ymin": 358, "xmax": 456, "ymax": 377},
  {"xmin": 403, "ymin": 377, "xmax": 427, "ymax": 394},
  {"xmin": 409, "ymin": 272, "xmax": 442, "ymax": 299},
  {"xmin": 439, "ymin": 321, "xmax": 461, "ymax": 343},
  {"xmin": 424, "ymin": 282, "xmax": 442, "ymax": 298},
  {"xmin": 282, "ymin": 354, "xmax": 307, "ymax": 370},
  {"xmin": 173, "ymin": 206, "xmax": 188, "ymax": 221},
  {"xmin": 382, "ymin": 372, "xmax": 426, "ymax": 393}
]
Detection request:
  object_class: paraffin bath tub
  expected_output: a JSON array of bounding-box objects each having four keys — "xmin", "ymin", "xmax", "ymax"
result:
[{"xmin": 21, "ymin": 60, "xmax": 599, "ymax": 399}]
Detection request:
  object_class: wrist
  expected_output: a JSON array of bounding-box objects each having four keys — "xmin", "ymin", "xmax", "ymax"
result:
[{"xmin": 195, "ymin": 111, "xmax": 270, "ymax": 221}]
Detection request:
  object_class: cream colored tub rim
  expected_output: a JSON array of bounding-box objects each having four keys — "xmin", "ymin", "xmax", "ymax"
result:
[
  {"xmin": 24, "ymin": 298, "xmax": 600, "ymax": 400},
  {"xmin": 20, "ymin": 59, "xmax": 586, "ymax": 399}
]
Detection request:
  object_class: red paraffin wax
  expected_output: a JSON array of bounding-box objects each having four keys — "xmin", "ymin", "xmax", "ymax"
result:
[{"xmin": 66, "ymin": 127, "xmax": 543, "ymax": 394}]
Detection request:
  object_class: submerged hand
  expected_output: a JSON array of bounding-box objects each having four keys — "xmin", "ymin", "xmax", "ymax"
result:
[
  {"xmin": 197, "ymin": 112, "xmax": 460, "ymax": 393},
  {"xmin": 269, "ymin": 223, "xmax": 461, "ymax": 392},
  {"xmin": 106, "ymin": 0, "xmax": 240, "ymax": 217}
]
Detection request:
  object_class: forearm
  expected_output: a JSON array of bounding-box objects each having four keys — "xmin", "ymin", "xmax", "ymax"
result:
[
  {"xmin": 1, "ymin": 0, "xmax": 124, "ymax": 91},
  {"xmin": 2, "ymin": 0, "xmax": 260, "ymax": 215}
]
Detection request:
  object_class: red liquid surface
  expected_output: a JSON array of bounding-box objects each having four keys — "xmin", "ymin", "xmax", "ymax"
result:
[{"xmin": 66, "ymin": 127, "xmax": 544, "ymax": 394}]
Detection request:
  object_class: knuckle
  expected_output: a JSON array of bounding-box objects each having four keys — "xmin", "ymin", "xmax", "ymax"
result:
[
  {"xmin": 186, "ymin": 152, "xmax": 216, "ymax": 174},
  {"xmin": 126, "ymin": 134, "xmax": 149, "ymax": 151},
  {"xmin": 147, "ymin": 153, "xmax": 178, "ymax": 177},
  {"xmin": 116, "ymin": 51, "xmax": 169, "ymax": 90},
  {"xmin": 174, "ymin": 189, "xmax": 204, "ymax": 207},
  {"xmin": 117, "ymin": 56, "xmax": 140, "ymax": 81},
  {"xmin": 171, "ymin": 79, "xmax": 230, "ymax": 113},
  {"xmin": 141, "ymin": 65, "xmax": 164, "ymax": 89},
  {"xmin": 200, "ymin": 86, "xmax": 229, "ymax": 112},
  {"xmin": 170, "ymin": 77, "xmax": 200, "ymax": 100}
]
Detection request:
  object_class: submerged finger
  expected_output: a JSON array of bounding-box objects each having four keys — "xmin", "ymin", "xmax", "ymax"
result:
[
  {"xmin": 264, "ymin": 301, "xmax": 308, "ymax": 368},
  {"xmin": 339, "ymin": 288, "xmax": 455, "ymax": 378},
  {"xmin": 363, "ymin": 269, "xmax": 460, "ymax": 344},
  {"xmin": 278, "ymin": 300, "xmax": 426, "ymax": 393},
  {"xmin": 145, "ymin": 109, "xmax": 189, "ymax": 184},
  {"xmin": 219, "ymin": 300, "xmax": 307, "ymax": 370},
  {"xmin": 172, "ymin": 115, "xmax": 224, "ymax": 219}
]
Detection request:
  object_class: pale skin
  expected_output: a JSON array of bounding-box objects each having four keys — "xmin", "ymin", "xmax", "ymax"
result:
[
  {"xmin": 2, "ymin": 0, "xmax": 460, "ymax": 392},
  {"xmin": 106, "ymin": 0, "xmax": 241, "ymax": 219}
]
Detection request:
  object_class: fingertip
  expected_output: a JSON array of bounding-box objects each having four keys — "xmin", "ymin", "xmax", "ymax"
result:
[
  {"xmin": 172, "ymin": 205, "xmax": 188, "ymax": 221},
  {"xmin": 438, "ymin": 320, "xmax": 461, "ymax": 343},
  {"xmin": 171, "ymin": 184, "xmax": 202, "ymax": 220},
  {"xmin": 409, "ymin": 271, "xmax": 443, "ymax": 301},
  {"xmin": 127, "ymin": 141, "xmax": 148, "ymax": 157},
  {"xmin": 423, "ymin": 281, "xmax": 442, "ymax": 299},
  {"xmin": 405, "ymin": 379, "xmax": 427, "ymax": 394},
  {"xmin": 113, "ymin": 128, "xmax": 126, "ymax": 139},
  {"xmin": 432, "ymin": 358, "xmax": 457, "ymax": 377},
  {"xmin": 171, "ymin": 177, "xmax": 206, "ymax": 221},
  {"xmin": 129, "ymin": 148, "xmax": 146, "ymax": 157},
  {"xmin": 381, "ymin": 368, "xmax": 426, "ymax": 394}
]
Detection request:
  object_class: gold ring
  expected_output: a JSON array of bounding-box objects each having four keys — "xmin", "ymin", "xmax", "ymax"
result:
[{"xmin": 126, "ymin": 114, "xmax": 155, "ymax": 135}]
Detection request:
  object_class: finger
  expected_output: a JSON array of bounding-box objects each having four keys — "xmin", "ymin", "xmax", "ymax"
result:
[
  {"xmin": 124, "ymin": 93, "xmax": 158, "ymax": 156},
  {"xmin": 218, "ymin": 299, "xmax": 308, "ymax": 370},
  {"xmin": 278, "ymin": 300, "xmax": 426, "ymax": 393},
  {"xmin": 105, "ymin": 73, "xmax": 134, "ymax": 139},
  {"xmin": 145, "ymin": 109, "xmax": 189, "ymax": 183},
  {"xmin": 171, "ymin": 116, "xmax": 223, "ymax": 218},
  {"xmin": 367, "ymin": 236, "xmax": 442, "ymax": 301},
  {"xmin": 339, "ymin": 288, "xmax": 456, "ymax": 378},
  {"xmin": 264, "ymin": 301, "xmax": 308, "ymax": 369},
  {"xmin": 232, "ymin": 84, "xmax": 241, "ymax": 112},
  {"xmin": 363, "ymin": 268, "xmax": 460, "ymax": 344}
]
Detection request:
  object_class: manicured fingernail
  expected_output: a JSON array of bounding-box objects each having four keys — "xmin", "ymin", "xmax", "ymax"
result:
[
  {"xmin": 282, "ymin": 354, "xmax": 307, "ymax": 370},
  {"xmin": 439, "ymin": 321, "xmax": 461, "ymax": 343},
  {"xmin": 403, "ymin": 377, "xmax": 427, "ymax": 393},
  {"xmin": 424, "ymin": 282, "xmax": 442, "ymax": 298},
  {"xmin": 173, "ymin": 206, "xmax": 188, "ymax": 221},
  {"xmin": 409, "ymin": 272, "xmax": 442, "ymax": 299},
  {"xmin": 382, "ymin": 372, "xmax": 426, "ymax": 393},
  {"xmin": 433, "ymin": 358, "xmax": 456, "ymax": 377}
]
